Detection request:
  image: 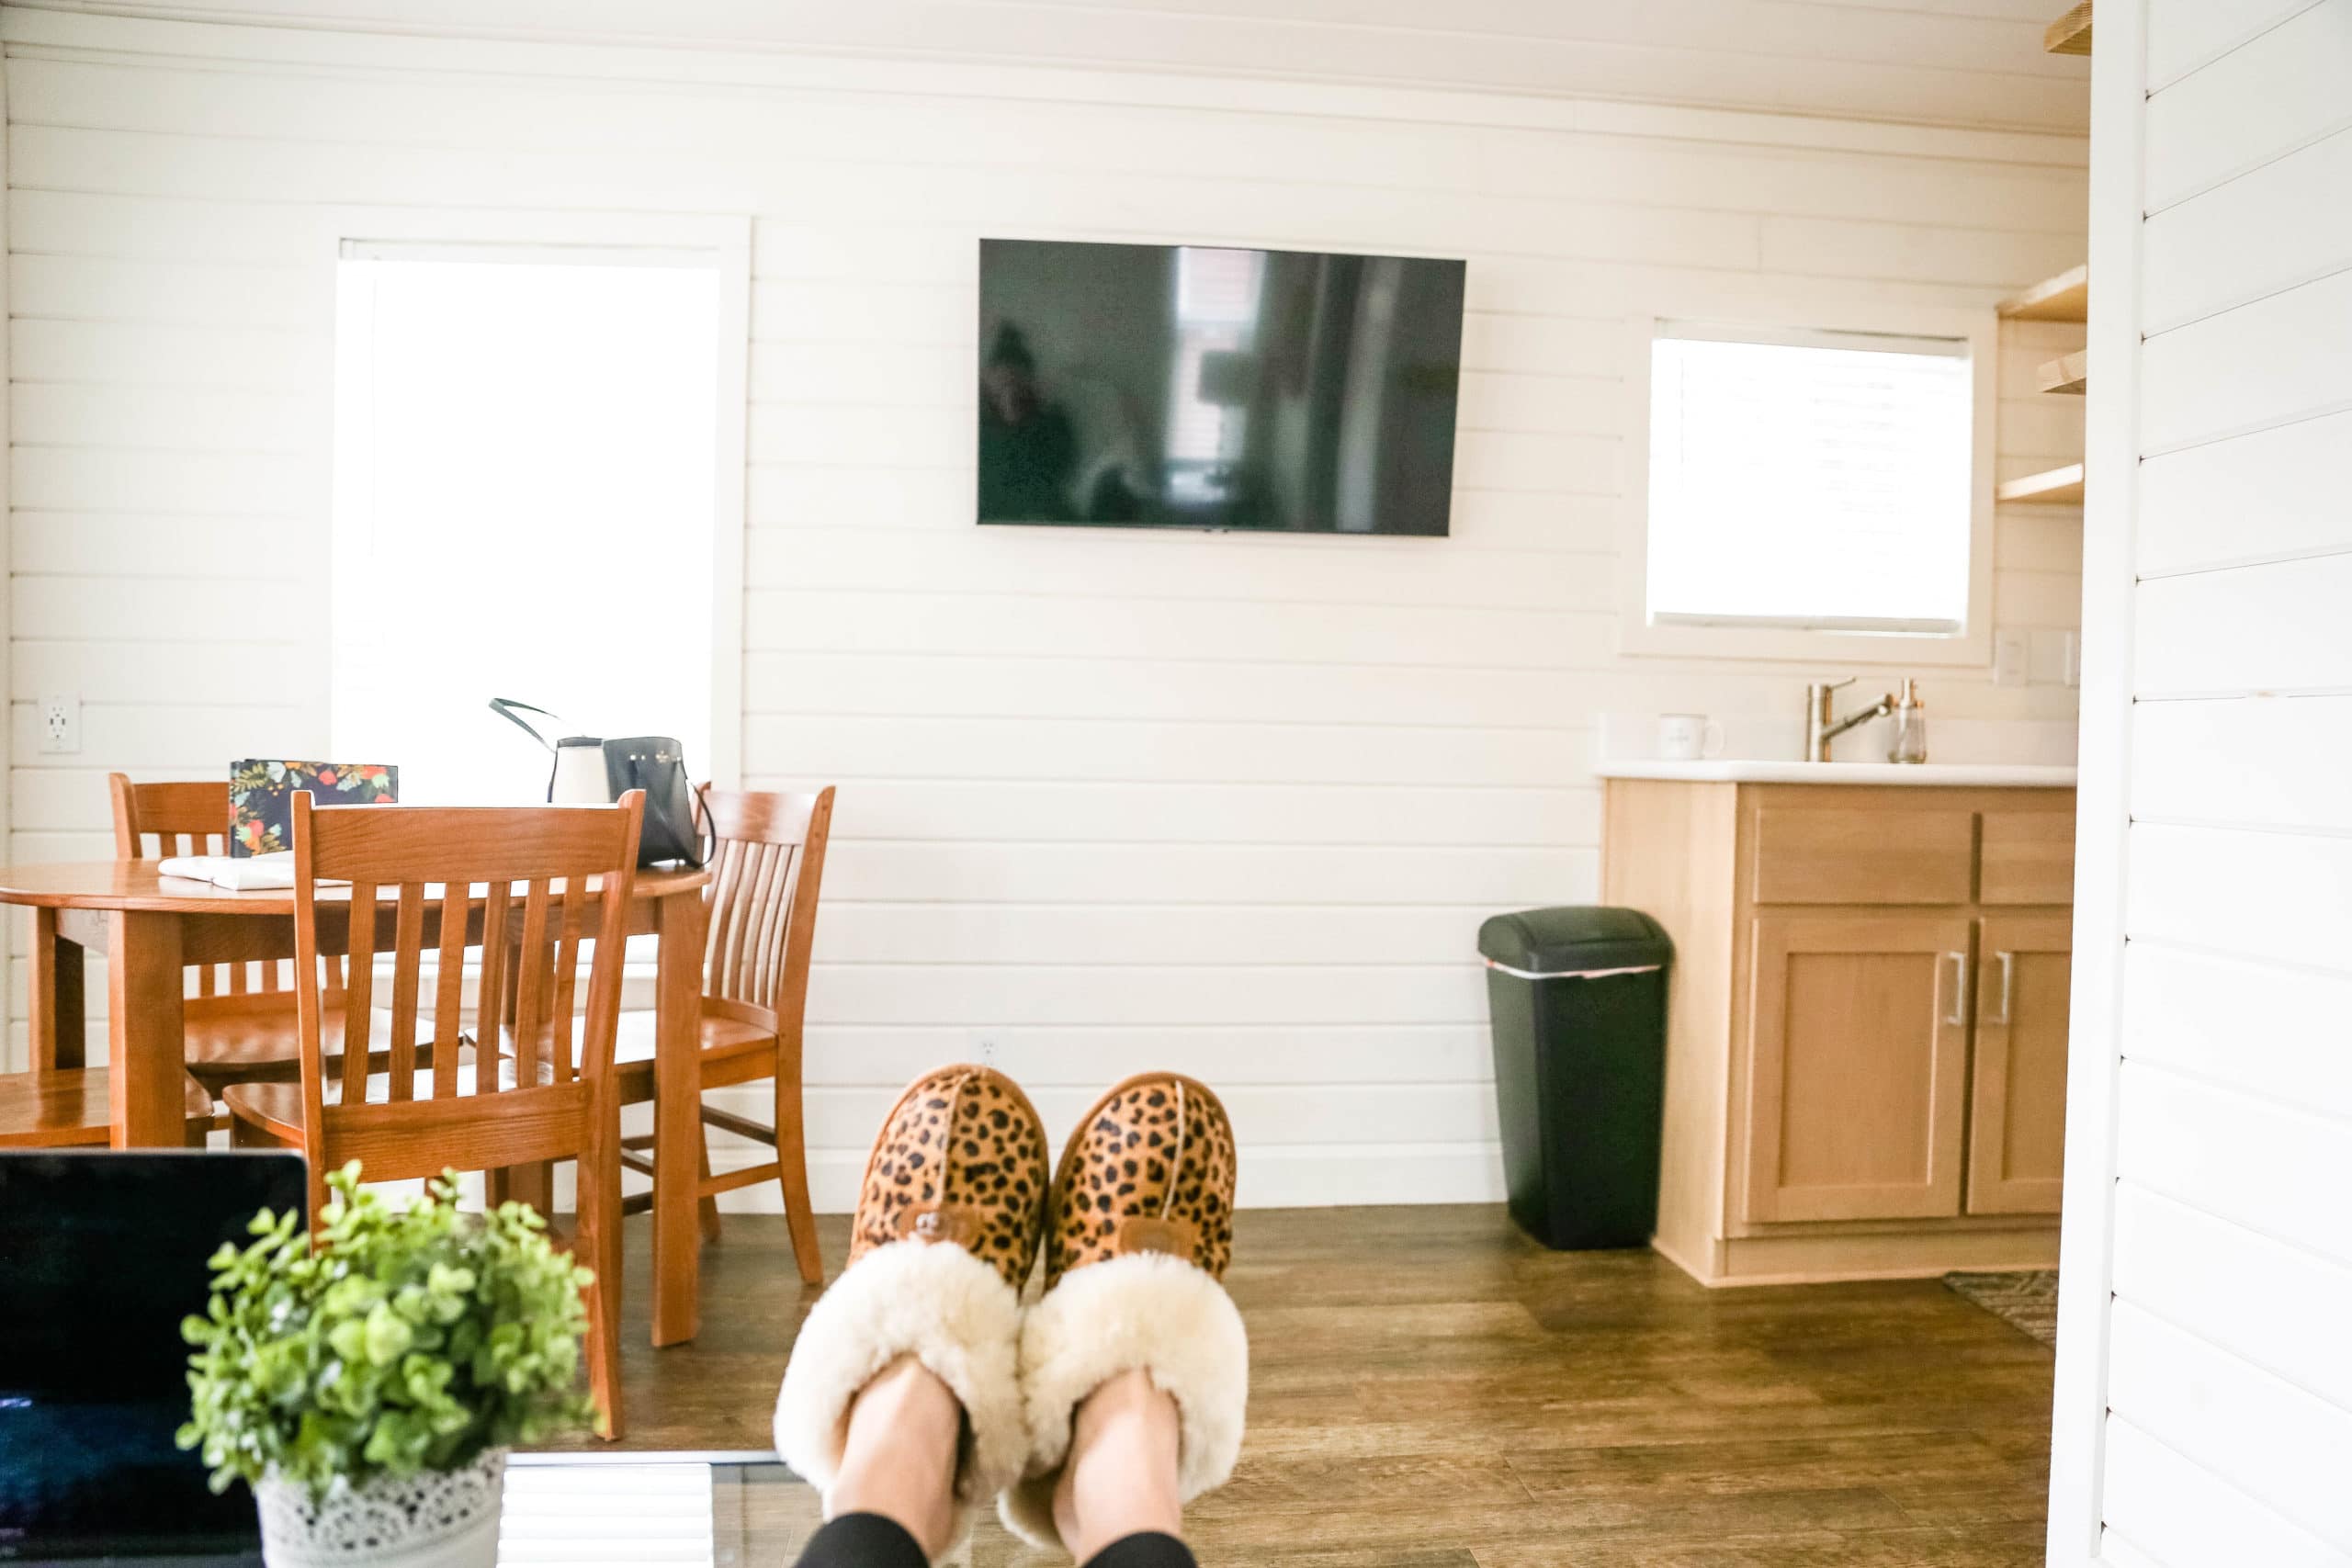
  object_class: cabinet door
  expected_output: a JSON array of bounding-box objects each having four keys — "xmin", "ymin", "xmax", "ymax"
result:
[
  {"xmin": 1744, "ymin": 914, "xmax": 1974, "ymax": 1224},
  {"xmin": 1965, "ymin": 913, "xmax": 2073, "ymax": 1214}
]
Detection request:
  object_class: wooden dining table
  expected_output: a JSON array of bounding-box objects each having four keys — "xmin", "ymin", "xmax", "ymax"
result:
[{"xmin": 1, "ymin": 860, "xmax": 713, "ymax": 1348}]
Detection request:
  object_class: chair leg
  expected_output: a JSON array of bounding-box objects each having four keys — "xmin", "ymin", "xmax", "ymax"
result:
[
  {"xmin": 695, "ymin": 1128, "xmax": 723, "ymax": 1247},
  {"xmin": 582, "ymin": 1138, "xmax": 625, "ymax": 1441},
  {"xmin": 774, "ymin": 1060, "xmax": 822, "ymax": 1286},
  {"xmin": 486, "ymin": 1166, "xmax": 512, "ymax": 1209},
  {"xmin": 509, "ymin": 1159, "xmax": 554, "ymax": 1221}
]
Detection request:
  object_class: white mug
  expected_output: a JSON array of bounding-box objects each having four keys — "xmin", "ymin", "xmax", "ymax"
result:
[{"xmin": 1657, "ymin": 714, "xmax": 1725, "ymax": 761}]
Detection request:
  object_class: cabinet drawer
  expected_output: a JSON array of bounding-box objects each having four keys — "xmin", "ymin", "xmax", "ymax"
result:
[
  {"xmin": 1751, "ymin": 808, "xmax": 1975, "ymax": 905},
  {"xmin": 1980, "ymin": 813, "xmax": 2075, "ymax": 905}
]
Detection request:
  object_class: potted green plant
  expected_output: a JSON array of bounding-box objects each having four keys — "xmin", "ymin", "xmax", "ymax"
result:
[{"xmin": 179, "ymin": 1164, "xmax": 596, "ymax": 1568}]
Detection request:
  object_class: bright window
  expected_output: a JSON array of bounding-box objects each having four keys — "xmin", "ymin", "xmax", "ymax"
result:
[
  {"xmin": 1641, "ymin": 321, "xmax": 1979, "ymax": 643},
  {"xmin": 1166, "ymin": 245, "xmax": 1268, "ymax": 468},
  {"xmin": 330, "ymin": 245, "xmax": 724, "ymax": 804}
]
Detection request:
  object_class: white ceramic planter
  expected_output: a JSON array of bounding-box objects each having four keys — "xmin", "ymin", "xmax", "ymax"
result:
[{"xmin": 254, "ymin": 1449, "xmax": 506, "ymax": 1568}]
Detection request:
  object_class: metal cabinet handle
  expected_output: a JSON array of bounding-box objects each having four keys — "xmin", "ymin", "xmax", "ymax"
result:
[
  {"xmin": 1943, "ymin": 951, "xmax": 1969, "ymax": 1028},
  {"xmin": 1986, "ymin": 950, "xmax": 2015, "ymax": 1026}
]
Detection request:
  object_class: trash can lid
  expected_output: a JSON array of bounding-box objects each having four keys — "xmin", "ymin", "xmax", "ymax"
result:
[{"xmin": 1476, "ymin": 907, "xmax": 1671, "ymax": 976}]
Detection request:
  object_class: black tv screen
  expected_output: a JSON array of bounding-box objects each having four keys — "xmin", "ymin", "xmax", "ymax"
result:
[{"xmin": 978, "ymin": 239, "xmax": 1464, "ymax": 536}]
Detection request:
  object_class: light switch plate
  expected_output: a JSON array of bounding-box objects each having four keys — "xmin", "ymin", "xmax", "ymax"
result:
[
  {"xmin": 2064, "ymin": 630, "xmax": 2081, "ymax": 688},
  {"xmin": 2029, "ymin": 629, "xmax": 2071, "ymax": 685},
  {"xmin": 1993, "ymin": 633, "xmax": 2030, "ymax": 689}
]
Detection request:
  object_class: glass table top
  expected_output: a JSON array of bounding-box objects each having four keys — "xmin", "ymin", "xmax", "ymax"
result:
[{"xmin": 500, "ymin": 1458, "xmax": 1033, "ymax": 1567}]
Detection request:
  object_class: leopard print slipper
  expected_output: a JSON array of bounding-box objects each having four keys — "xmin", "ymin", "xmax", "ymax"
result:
[
  {"xmin": 774, "ymin": 1064, "xmax": 1049, "ymax": 1557},
  {"xmin": 999, "ymin": 1072, "xmax": 1249, "ymax": 1551}
]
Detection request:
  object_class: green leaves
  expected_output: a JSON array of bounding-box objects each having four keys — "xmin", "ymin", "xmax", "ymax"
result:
[{"xmin": 177, "ymin": 1166, "xmax": 594, "ymax": 1505}]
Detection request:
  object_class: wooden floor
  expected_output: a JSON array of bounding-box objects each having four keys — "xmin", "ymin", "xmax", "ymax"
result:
[{"xmin": 538, "ymin": 1204, "xmax": 2056, "ymax": 1566}]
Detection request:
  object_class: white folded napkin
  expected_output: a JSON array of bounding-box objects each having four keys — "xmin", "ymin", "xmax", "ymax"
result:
[{"xmin": 153, "ymin": 852, "xmax": 345, "ymax": 891}]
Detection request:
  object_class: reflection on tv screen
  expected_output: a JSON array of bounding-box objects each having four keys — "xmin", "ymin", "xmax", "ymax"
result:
[{"xmin": 978, "ymin": 239, "xmax": 1464, "ymax": 536}]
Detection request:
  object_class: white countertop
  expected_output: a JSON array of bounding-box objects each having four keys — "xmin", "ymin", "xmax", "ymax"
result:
[{"xmin": 1595, "ymin": 761, "xmax": 2077, "ymax": 786}]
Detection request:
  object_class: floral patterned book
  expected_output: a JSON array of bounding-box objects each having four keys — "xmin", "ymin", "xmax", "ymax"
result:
[{"xmin": 228, "ymin": 761, "xmax": 398, "ymax": 856}]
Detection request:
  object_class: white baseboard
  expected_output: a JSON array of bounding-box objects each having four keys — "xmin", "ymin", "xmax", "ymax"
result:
[{"xmin": 549, "ymin": 1140, "xmax": 1509, "ymax": 1214}]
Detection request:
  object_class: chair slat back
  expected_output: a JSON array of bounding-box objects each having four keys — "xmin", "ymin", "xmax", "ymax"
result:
[
  {"xmin": 109, "ymin": 773, "xmax": 330, "ymax": 998},
  {"xmin": 697, "ymin": 787, "xmax": 834, "ymax": 1023},
  {"xmin": 288, "ymin": 795, "xmax": 644, "ymax": 1158},
  {"xmin": 109, "ymin": 775, "xmax": 232, "ymax": 861}
]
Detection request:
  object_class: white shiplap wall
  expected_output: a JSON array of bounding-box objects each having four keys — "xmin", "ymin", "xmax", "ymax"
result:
[
  {"xmin": 3, "ymin": 5, "xmax": 2086, "ymax": 1209},
  {"xmin": 2049, "ymin": 2, "xmax": 2352, "ymax": 1563}
]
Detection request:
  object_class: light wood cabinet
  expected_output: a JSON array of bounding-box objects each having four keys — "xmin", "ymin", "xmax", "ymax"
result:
[
  {"xmin": 1979, "ymin": 812, "xmax": 2076, "ymax": 905},
  {"xmin": 1602, "ymin": 777, "xmax": 2074, "ymax": 1286},
  {"xmin": 1749, "ymin": 808, "xmax": 1976, "ymax": 905},
  {"xmin": 1965, "ymin": 913, "xmax": 2073, "ymax": 1214},
  {"xmin": 1745, "ymin": 913, "xmax": 1973, "ymax": 1224}
]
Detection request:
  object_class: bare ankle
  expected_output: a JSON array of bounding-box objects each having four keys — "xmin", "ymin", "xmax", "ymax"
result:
[
  {"xmin": 1051, "ymin": 1368, "xmax": 1183, "ymax": 1561},
  {"xmin": 831, "ymin": 1355, "xmax": 964, "ymax": 1559}
]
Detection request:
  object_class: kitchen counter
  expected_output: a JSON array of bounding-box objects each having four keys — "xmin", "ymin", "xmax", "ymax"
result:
[
  {"xmin": 1600, "ymin": 766, "xmax": 2076, "ymax": 1286},
  {"xmin": 1594, "ymin": 761, "xmax": 2076, "ymax": 787}
]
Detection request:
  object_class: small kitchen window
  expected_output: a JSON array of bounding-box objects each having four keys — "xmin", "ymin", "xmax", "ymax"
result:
[{"xmin": 1623, "ymin": 314, "xmax": 1996, "ymax": 665}]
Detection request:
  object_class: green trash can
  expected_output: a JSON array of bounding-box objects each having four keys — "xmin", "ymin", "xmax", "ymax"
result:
[{"xmin": 1477, "ymin": 907, "xmax": 1671, "ymax": 1250}]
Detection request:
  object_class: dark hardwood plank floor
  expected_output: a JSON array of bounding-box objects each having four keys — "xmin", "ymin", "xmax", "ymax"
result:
[{"xmin": 536, "ymin": 1205, "xmax": 2054, "ymax": 1566}]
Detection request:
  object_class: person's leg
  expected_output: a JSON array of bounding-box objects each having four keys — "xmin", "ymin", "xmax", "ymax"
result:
[
  {"xmin": 775, "ymin": 1066, "xmax": 1051, "ymax": 1562},
  {"xmin": 828, "ymin": 1355, "xmax": 965, "ymax": 1560},
  {"xmin": 1001, "ymin": 1074, "xmax": 1244, "ymax": 1557},
  {"xmin": 1046, "ymin": 1368, "xmax": 1204, "ymax": 1568},
  {"xmin": 799, "ymin": 1361, "xmax": 1200, "ymax": 1568},
  {"xmin": 790, "ymin": 1514, "xmax": 930, "ymax": 1568}
]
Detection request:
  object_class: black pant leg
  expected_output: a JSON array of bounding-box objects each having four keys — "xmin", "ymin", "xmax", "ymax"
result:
[
  {"xmin": 1082, "ymin": 1530, "xmax": 1201, "ymax": 1568},
  {"xmin": 793, "ymin": 1512, "xmax": 933, "ymax": 1568}
]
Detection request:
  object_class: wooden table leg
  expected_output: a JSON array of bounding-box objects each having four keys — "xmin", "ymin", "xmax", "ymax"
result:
[
  {"xmin": 31, "ymin": 908, "xmax": 86, "ymax": 1071},
  {"xmin": 108, "ymin": 910, "xmax": 187, "ymax": 1147},
  {"xmin": 650, "ymin": 887, "xmax": 707, "ymax": 1348}
]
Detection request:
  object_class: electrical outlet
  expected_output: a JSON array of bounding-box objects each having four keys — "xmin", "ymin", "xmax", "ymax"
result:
[
  {"xmin": 1993, "ymin": 633, "xmax": 2030, "ymax": 689},
  {"xmin": 2029, "ymin": 629, "xmax": 2070, "ymax": 686},
  {"xmin": 975, "ymin": 1037, "xmax": 998, "ymax": 1072},
  {"xmin": 39, "ymin": 694, "xmax": 80, "ymax": 754},
  {"xmin": 2063, "ymin": 630, "xmax": 2081, "ymax": 689}
]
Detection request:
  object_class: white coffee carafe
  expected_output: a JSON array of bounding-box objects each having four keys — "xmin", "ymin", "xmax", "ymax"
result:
[
  {"xmin": 491, "ymin": 699, "xmax": 615, "ymax": 804},
  {"xmin": 548, "ymin": 735, "xmax": 611, "ymax": 804}
]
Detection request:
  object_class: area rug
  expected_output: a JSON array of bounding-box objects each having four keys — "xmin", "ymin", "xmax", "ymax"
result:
[{"xmin": 1942, "ymin": 1269, "xmax": 2059, "ymax": 1346}]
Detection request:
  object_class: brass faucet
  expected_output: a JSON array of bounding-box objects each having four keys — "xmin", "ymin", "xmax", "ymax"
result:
[{"xmin": 1804, "ymin": 678, "xmax": 1894, "ymax": 762}]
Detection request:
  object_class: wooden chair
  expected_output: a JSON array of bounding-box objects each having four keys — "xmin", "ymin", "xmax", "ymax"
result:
[
  {"xmin": 0, "ymin": 1067, "xmax": 216, "ymax": 1148},
  {"xmin": 513, "ymin": 787, "xmax": 835, "ymax": 1285},
  {"xmin": 225, "ymin": 791, "xmax": 644, "ymax": 1439},
  {"xmin": 107, "ymin": 773, "xmax": 431, "ymax": 1098},
  {"xmin": 623, "ymin": 786, "xmax": 833, "ymax": 1285}
]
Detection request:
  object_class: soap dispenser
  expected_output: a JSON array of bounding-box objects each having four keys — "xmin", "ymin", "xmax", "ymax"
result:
[{"xmin": 1887, "ymin": 679, "xmax": 1928, "ymax": 763}]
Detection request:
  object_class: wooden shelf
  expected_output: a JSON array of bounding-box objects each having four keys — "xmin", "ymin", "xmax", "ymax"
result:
[
  {"xmin": 2037, "ymin": 349, "xmax": 2087, "ymax": 395},
  {"xmin": 2045, "ymin": 1, "xmax": 2091, "ymax": 54},
  {"xmin": 1998, "ymin": 264, "xmax": 2087, "ymax": 323},
  {"xmin": 1997, "ymin": 464, "xmax": 2085, "ymax": 506}
]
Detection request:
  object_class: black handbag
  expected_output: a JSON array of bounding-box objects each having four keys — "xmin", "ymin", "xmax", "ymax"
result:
[{"xmin": 489, "ymin": 698, "xmax": 705, "ymax": 868}]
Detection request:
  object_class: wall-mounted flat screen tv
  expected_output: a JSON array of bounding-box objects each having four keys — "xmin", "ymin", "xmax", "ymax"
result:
[{"xmin": 978, "ymin": 239, "xmax": 1464, "ymax": 536}]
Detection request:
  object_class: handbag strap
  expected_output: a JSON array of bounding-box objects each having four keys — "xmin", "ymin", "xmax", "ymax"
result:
[
  {"xmin": 488, "ymin": 697, "xmax": 563, "ymax": 752},
  {"xmin": 693, "ymin": 781, "xmax": 717, "ymax": 866}
]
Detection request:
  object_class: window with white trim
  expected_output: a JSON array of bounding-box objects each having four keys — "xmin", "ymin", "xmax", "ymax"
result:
[
  {"xmin": 1638, "ymin": 321, "xmax": 1982, "ymax": 651},
  {"xmin": 330, "ymin": 243, "xmax": 725, "ymax": 804}
]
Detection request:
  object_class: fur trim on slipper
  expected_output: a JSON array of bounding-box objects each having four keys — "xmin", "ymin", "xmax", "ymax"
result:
[
  {"xmin": 998, "ymin": 1252, "xmax": 1250, "ymax": 1550},
  {"xmin": 773, "ymin": 1238, "xmax": 1028, "ymax": 1552}
]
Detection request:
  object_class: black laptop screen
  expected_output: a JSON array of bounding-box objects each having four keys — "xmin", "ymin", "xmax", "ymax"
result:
[{"xmin": 0, "ymin": 1151, "xmax": 306, "ymax": 1562}]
